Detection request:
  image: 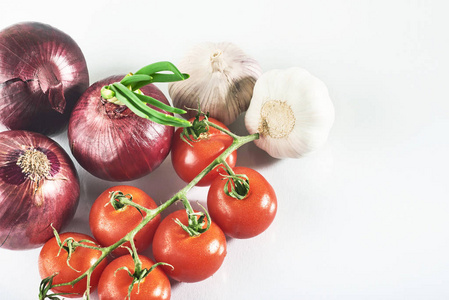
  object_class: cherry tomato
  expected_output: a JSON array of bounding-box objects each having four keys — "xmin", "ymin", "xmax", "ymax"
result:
[
  {"xmin": 38, "ymin": 232, "xmax": 108, "ymax": 298},
  {"xmin": 152, "ymin": 209, "xmax": 227, "ymax": 282},
  {"xmin": 89, "ymin": 185, "xmax": 161, "ymax": 257},
  {"xmin": 97, "ymin": 254, "xmax": 170, "ymax": 300},
  {"xmin": 171, "ymin": 117, "xmax": 237, "ymax": 186},
  {"xmin": 207, "ymin": 167, "xmax": 277, "ymax": 239}
]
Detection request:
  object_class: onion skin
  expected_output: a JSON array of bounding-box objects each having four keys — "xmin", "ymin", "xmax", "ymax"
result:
[
  {"xmin": 0, "ymin": 22, "xmax": 89, "ymax": 135},
  {"xmin": 0, "ymin": 131, "xmax": 80, "ymax": 250},
  {"xmin": 68, "ymin": 76, "xmax": 174, "ymax": 181}
]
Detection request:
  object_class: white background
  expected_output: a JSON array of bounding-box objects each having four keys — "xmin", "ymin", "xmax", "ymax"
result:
[{"xmin": 1, "ymin": 0, "xmax": 449, "ymax": 299}]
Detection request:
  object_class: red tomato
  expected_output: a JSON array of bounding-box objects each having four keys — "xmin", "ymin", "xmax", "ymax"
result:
[
  {"xmin": 97, "ymin": 254, "xmax": 170, "ymax": 300},
  {"xmin": 38, "ymin": 232, "xmax": 108, "ymax": 298},
  {"xmin": 89, "ymin": 185, "xmax": 161, "ymax": 256},
  {"xmin": 171, "ymin": 117, "xmax": 237, "ymax": 186},
  {"xmin": 152, "ymin": 209, "xmax": 227, "ymax": 282},
  {"xmin": 207, "ymin": 167, "xmax": 277, "ymax": 239}
]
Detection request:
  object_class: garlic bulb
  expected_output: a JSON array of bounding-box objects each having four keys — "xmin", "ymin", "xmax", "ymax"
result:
[
  {"xmin": 245, "ymin": 67, "xmax": 334, "ymax": 159},
  {"xmin": 168, "ymin": 42, "xmax": 262, "ymax": 125}
]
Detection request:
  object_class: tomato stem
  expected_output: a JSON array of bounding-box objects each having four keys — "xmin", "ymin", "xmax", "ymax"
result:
[
  {"xmin": 220, "ymin": 159, "xmax": 236, "ymax": 175},
  {"xmin": 218, "ymin": 160, "xmax": 250, "ymax": 199},
  {"xmin": 207, "ymin": 120, "xmax": 240, "ymax": 140},
  {"xmin": 109, "ymin": 191, "xmax": 132, "ymax": 210},
  {"xmin": 129, "ymin": 238, "xmax": 144, "ymax": 279}
]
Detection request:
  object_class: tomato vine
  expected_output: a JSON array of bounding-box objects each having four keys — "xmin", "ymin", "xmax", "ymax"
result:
[{"xmin": 39, "ymin": 117, "xmax": 260, "ymax": 300}]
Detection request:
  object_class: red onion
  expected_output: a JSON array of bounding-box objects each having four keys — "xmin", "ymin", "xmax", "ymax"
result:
[
  {"xmin": 0, "ymin": 130, "xmax": 80, "ymax": 250},
  {"xmin": 0, "ymin": 22, "xmax": 89, "ymax": 135},
  {"xmin": 68, "ymin": 76, "xmax": 176, "ymax": 181}
]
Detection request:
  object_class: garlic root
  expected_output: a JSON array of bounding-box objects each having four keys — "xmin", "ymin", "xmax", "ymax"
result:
[{"xmin": 245, "ymin": 67, "xmax": 335, "ymax": 159}]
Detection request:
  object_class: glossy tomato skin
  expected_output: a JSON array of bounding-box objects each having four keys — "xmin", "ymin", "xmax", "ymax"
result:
[
  {"xmin": 152, "ymin": 209, "xmax": 227, "ymax": 282},
  {"xmin": 171, "ymin": 117, "xmax": 237, "ymax": 186},
  {"xmin": 38, "ymin": 232, "xmax": 108, "ymax": 298},
  {"xmin": 89, "ymin": 185, "xmax": 161, "ymax": 257},
  {"xmin": 98, "ymin": 254, "xmax": 170, "ymax": 300},
  {"xmin": 207, "ymin": 167, "xmax": 277, "ymax": 239}
]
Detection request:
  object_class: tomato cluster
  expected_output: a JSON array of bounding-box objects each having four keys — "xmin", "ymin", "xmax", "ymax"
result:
[
  {"xmin": 171, "ymin": 117, "xmax": 277, "ymax": 239},
  {"xmin": 38, "ymin": 117, "xmax": 277, "ymax": 299}
]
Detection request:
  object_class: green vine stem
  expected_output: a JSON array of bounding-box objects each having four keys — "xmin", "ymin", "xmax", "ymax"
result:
[{"xmin": 39, "ymin": 119, "xmax": 259, "ymax": 300}]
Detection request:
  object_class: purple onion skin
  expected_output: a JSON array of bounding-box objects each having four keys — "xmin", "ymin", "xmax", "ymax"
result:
[
  {"xmin": 0, "ymin": 130, "xmax": 80, "ymax": 250},
  {"xmin": 0, "ymin": 22, "xmax": 89, "ymax": 135},
  {"xmin": 68, "ymin": 76, "xmax": 175, "ymax": 182}
]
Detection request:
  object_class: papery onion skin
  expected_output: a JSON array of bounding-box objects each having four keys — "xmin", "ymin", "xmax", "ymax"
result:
[
  {"xmin": 68, "ymin": 76, "xmax": 174, "ymax": 181},
  {"xmin": 0, "ymin": 130, "xmax": 80, "ymax": 250},
  {"xmin": 0, "ymin": 22, "xmax": 89, "ymax": 135}
]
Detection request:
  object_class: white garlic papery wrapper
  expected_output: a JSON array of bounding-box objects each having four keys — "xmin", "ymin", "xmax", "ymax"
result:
[
  {"xmin": 168, "ymin": 42, "xmax": 262, "ymax": 125},
  {"xmin": 245, "ymin": 67, "xmax": 335, "ymax": 159}
]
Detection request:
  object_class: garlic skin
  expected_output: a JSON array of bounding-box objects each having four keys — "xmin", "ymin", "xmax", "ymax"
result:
[
  {"xmin": 245, "ymin": 67, "xmax": 334, "ymax": 159},
  {"xmin": 168, "ymin": 42, "xmax": 262, "ymax": 125}
]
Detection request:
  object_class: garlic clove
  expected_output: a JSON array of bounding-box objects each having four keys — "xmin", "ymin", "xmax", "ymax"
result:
[
  {"xmin": 169, "ymin": 42, "xmax": 262, "ymax": 125},
  {"xmin": 245, "ymin": 67, "xmax": 334, "ymax": 159}
]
